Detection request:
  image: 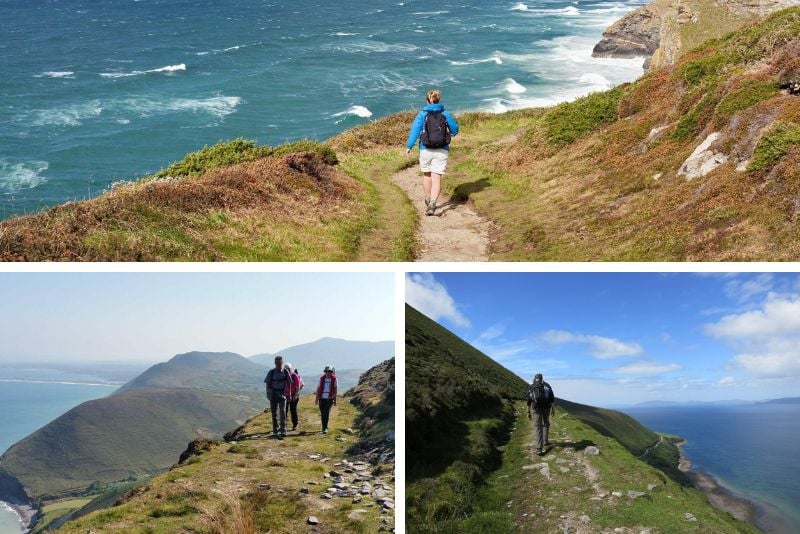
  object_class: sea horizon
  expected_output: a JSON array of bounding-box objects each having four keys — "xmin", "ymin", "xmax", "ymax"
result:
[
  {"xmin": 624, "ymin": 403, "xmax": 800, "ymax": 534},
  {"xmin": 1, "ymin": 0, "xmax": 646, "ymax": 219}
]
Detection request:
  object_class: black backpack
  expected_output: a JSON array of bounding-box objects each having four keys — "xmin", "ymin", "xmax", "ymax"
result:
[
  {"xmin": 420, "ymin": 111, "xmax": 451, "ymax": 149},
  {"xmin": 528, "ymin": 382, "xmax": 553, "ymax": 408}
]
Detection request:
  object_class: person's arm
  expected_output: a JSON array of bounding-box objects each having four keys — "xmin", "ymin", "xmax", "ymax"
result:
[
  {"xmin": 332, "ymin": 376, "xmax": 338, "ymax": 406},
  {"xmin": 445, "ymin": 111, "xmax": 459, "ymax": 136},
  {"xmin": 405, "ymin": 112, "xmax": 424, "ymax": 155}
]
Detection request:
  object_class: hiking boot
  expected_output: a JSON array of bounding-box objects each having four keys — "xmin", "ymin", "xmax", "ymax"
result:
[
  {"xmin": 291, "ymin": 425, "xmax": 297, "ymax": 432},
  {"xmin": 322, "ymin": 428, "xmax": 328, "ymax": 434},
  {"xmin": 424, "ymin": 197, "xmax": 431, "ymax": 209},
  {"xmin": 537, "ymin": 449, "xmax": 544, "ymax": 456},
  {"xmin": 426, "ymin": 202, "xmax": 435, "ymax": 216}
]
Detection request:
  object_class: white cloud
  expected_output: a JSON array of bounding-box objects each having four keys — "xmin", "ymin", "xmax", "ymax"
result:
[
  {"xmin": 724, "ymin": 273, "xmax": 774, "ymax": 302},
  {"xmin": 714, "ymin": 376, "xmax": 736, "ymax": 387},
  {"xmin": 540, "ymin": 329, "xmax": 643, "ymax": 359},
  {"xmin": 405, "ymin": 273, "xmax": 470, "ymax": 328},
  {"xmin": 705, "ymin": 294, "xmax": 800, "ymax": 378},
  {"xmin": 474, "ymin": 323, "xmax": 504, "ymax": 343},
  {"xmin": 611, "ymin": 361, "xmax": 682, "ymax": 375}
]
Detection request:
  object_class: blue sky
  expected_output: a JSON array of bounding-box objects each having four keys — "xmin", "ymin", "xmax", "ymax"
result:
[
  {"xmin": 406, "ymin": 272, "xmax": 800, "ymax": 406},
  {"xmin": 0, "ymin": 272, "xmax": 394, "ymax": 363}
]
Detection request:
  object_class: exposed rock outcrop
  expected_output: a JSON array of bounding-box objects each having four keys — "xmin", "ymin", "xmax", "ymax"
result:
[{"xmin": 593, "ymin": 0, "xmax": 800, "ymax": 71}]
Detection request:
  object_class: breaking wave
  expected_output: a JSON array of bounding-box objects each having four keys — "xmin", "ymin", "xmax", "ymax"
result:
[
  {"xmin": 0, "ymin": 159, "xmax": 49, "ymax": 192},
  {"xmin": 100, "ymin": 63, "xmax": 186, "ymax": 78}
]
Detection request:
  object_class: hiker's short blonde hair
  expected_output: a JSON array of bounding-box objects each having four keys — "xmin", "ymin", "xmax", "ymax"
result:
[{"xmin": 426, "ymin": 89, "xmax": 441, "ymax": 104}]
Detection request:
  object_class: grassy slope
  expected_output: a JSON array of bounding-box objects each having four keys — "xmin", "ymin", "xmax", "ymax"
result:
[
  {"xmin": 0, "ymin": 388, "xmax": 263, "ymax": 501},
  {"xmin": 469, "ymin": 403, "xmax": 757, "ymax": 533},
  {"xmin": 405, "ymin": 306, "xmax": 741, "ymax": 533},
  {"xmin": 338, "ymin": 8, "xmax": 800, "ymax": 261},
  {"xmin": 0, "ymin": 140, "xmax": 413, "ymax": 261},
  {"xmin": 56, "ymin": 396, "xmax": 394, "ymax": 534}
]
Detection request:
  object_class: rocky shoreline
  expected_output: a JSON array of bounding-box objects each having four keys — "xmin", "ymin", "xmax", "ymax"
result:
[
  {"xmin": 676, "ymin": 440, "xmax": 759, "ymax": 528},
  {"xmin": 2, "ymin": 499, "xmax": 36, "ymax": 533}
]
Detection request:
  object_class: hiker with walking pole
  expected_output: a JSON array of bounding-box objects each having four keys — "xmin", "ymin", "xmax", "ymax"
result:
[
  {"xmin": 528, "ymin": 373, "xmax": 555, "ymax": 455},
  {"xmin": 315, "ymin": 365, "xmax": 337, "ymax": 434},
  {"xmin": 405, "ymin": 89, "xmax": 459, "ymax": 216}
]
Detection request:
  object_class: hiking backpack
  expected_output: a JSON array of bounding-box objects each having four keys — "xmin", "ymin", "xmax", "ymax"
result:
[
  {"xmin": 420, "ymin": 111, "xmax": 451, "ymax": 149},
  {"xmin": 264, "ymin": 369, "xmax": 289, "ymax": 394},
  {"xmin": 529, "ymin": 382, "xmax": 553, "ymax": 407}
]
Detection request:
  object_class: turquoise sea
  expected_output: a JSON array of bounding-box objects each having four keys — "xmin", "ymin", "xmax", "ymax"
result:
[
  {"xmin": 0, "ymin": 0, "xmax": 645, "ymax": 218},
  {"xmin": 624, "ymin": 404, "xmax": 800, "ymax": 534},
  {"xmin": 0, "ymin": 379, "xmax": 118, "ymax": 534}
]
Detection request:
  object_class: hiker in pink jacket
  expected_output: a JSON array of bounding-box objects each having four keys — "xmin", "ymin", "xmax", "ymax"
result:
[{"xmin": 284, "ymin": 363, "xmax": 303, "ymax": 431}]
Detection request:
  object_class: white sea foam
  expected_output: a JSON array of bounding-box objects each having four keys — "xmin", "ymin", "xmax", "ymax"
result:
[
  {"xmin": 511, "ymin": 2, "xmax": 529, "ymax": 10},
  {"xmin": 196, "ymin": 51, "xmax": 210, "ymax": 55},
  {"xmin": 411, "ymin": 10, "xmax": 449, "ymax": 15},
  {"xmin": 223, "ymin": 45, "xmax": 241, "ymax": 52},
  {"xmin": 120, "ymin": 95, "xmax": 242, "ymax": 119},
  {"xmin": 331, "ymin": 40, "xmax": 418, "ymax": 54},
  {"xmin": 512, "ymin": 4, "xmax": 580, "ymax": 16},
  {"xmin": 0, "ymin": 159, "xmax": 48, "ymax": 192},
  {"xmin": 332, "ymin": 105, "xmax": 373, "ymax": 118},
  {"xmin": 332, "ymin": 32, "xmax": 359, "ymax": 36},
  {"xmin": 579, "ymin": 72, "xmax": 612, "ymax": 90},
  {"xmin": 100, "ymin": 63, "xmax": 186, "ymax": 78},
  {"xmin": 33, "ymin": 71, "xmax": 75, "ymax": 79},
  {"xmin": 449, "ymin": 56, "xmax": 503, "ymax": 66},
  {"xmin": 30, "ymin": 100, "xmax": 103, "ymax": 126},
  {"xmin": 1, "ymin": 501, "xmax": 24, "ymax": 532},
  {"xmin": 503, "ymin": 78, "xmax": 527, "ymax": 94}
]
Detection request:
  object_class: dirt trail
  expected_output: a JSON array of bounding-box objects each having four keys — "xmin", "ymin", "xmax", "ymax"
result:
[{"xmin": 390, "ymin": 166, "xmax": 491, "ymax": 261}]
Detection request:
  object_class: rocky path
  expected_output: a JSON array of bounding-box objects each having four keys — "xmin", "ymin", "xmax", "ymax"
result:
[{"xmin": 390, "ymin": 166, "xmax": 491, "ymax": 261}]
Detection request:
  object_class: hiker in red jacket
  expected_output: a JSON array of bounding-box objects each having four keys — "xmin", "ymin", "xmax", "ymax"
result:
[{"xmin": 314, "ymin": 365, "xmax": 337, "ymax": 434}]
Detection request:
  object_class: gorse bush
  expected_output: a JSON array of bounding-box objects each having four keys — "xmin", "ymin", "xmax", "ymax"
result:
[
  {"xmin": 155, "ymin": 138, "xmax": 337, "ymax": 178},
  {"xmin": 543, "ymin": 86, "xmax": 625, "ymax": 146},
  {"xmin": 748, "ymin": 121, "xmax": 800, "ymax": 171}
]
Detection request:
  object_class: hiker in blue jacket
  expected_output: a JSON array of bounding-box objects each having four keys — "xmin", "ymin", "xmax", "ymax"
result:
[{"xmin": 405, "ymin": 89, "xmax": 459, "ymax": 216}]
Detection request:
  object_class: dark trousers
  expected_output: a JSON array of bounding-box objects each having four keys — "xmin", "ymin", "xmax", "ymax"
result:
[
  {"xmin": 533, "ymin": 407, "xmax": 551, "ymax": 451},
  {"xmin": 269, "ymin": 394, "xmax": 286, "ymax": 434},
  {"xmin": 287, "ymin": 397, "xmax": 299, "ymax": 429},
  {"xmin": 319, "ymin": 398, "xmax": 334, "ymax": 431}
]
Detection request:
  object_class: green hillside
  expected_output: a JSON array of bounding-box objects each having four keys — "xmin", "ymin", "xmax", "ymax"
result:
[
  {"xmin": 405, "ymin": 304, "xmax": 527, "ymax": 480},
  {"xmin": 405, "ymin": 306, "xmax": 748, "ymax": 533},
  {"xmin": 117, "ymin": 351, "xmax": 266, "ymax": 394},
  {"xmin": 0, "ymin": 387, "xmax": 262, "ymax": 500},
  {"xmin": 49, "ymin": 360, "xmax": 395, "ymax": 534},
  {"xmin": 250, "ymin": 337, "xmax": 394, "ymax": 373}
]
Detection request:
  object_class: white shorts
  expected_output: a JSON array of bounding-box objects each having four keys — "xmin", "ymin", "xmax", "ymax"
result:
[{"xmin": 419, "ymin": 148, "xmax": 449, "ymax": 175}]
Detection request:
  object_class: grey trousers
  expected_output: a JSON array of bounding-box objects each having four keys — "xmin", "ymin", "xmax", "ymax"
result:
[
  {"xmin": 533, "ymin": 408, "xmax": 551, "ymax": 451},
  {"xmin": 269, "ymin": 393, "xmax": 287, "ymax": 434}
]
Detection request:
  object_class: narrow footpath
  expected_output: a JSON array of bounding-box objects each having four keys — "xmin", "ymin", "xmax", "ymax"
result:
[{"xmin": 390, "ymin": 166, "xmax": 491, "ymax": 261}]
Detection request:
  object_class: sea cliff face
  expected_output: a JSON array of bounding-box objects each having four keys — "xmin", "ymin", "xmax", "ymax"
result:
[{"xmin": 593, "ymin": 0, "xmax": 799, "ymax": 70}]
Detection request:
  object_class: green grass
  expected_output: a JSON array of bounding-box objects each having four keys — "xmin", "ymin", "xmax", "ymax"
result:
[
  {"xmin": 542, "ymin": 86, "xmax": 625, "ymax": 146},
  {"xmin": 748, "ymin": 121, "xmax": 800, "ymax": 170},
  {"xmin": 716, "ymin": 80, "xmax": 779, "ymax": 118},
  {"xmin": 58, "ymin": 396, "xmax": 393, "ymax": 534},
  {"xmin": 153, "ymin": 138, "xmax": 337, "ymax": 178}
]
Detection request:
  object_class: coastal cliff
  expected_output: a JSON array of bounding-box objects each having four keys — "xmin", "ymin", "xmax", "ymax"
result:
[{"xmin": 593, "ymin": 0, "xmax": 799, "ymax": 70}]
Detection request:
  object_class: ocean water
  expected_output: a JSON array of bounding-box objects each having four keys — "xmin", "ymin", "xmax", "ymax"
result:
[
  {"xmin": 0, "ymin": 0, "xmax": 645, "ymax": 218},
  {"xmin": 624, "ymin": 404, "xmax": 800, "ymax": 534},
  {"xmin": 0, "ymin": 380, "xmax": 118, "ymax": 534}
]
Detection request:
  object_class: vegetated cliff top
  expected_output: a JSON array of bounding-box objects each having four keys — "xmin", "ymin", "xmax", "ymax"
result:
[{"xmin": 51, "ymin": 360, "xmax": 395, "ymax": 534}]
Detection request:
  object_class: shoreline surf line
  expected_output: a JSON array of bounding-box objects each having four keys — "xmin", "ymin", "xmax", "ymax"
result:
[
  {"xmin": 676, "ymin": 439, "xmax": 766, "ymax": 531},
  {"xmin": 0, "ymin": 378, "xmax": 120, "ymax": 387},
  {"xmin": 1, "ymin": 499, "xmax": 34, "ymax": 533}
]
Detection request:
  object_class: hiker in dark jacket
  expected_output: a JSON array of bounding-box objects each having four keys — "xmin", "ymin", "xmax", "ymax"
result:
[
  {"xmin": 527, "ymin": 373, "xmax": 555, "ymax": 455},
  {"xmin": 314, "ymin": 365, "xmax": 337, "ymax": 434},
  {"xmin": 405, "ymin": 89, "xmax": 459, "ymax": 216},
  {"xmin": 264, "ymin": 355, "xmax": 292, "ymax": 438}
]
